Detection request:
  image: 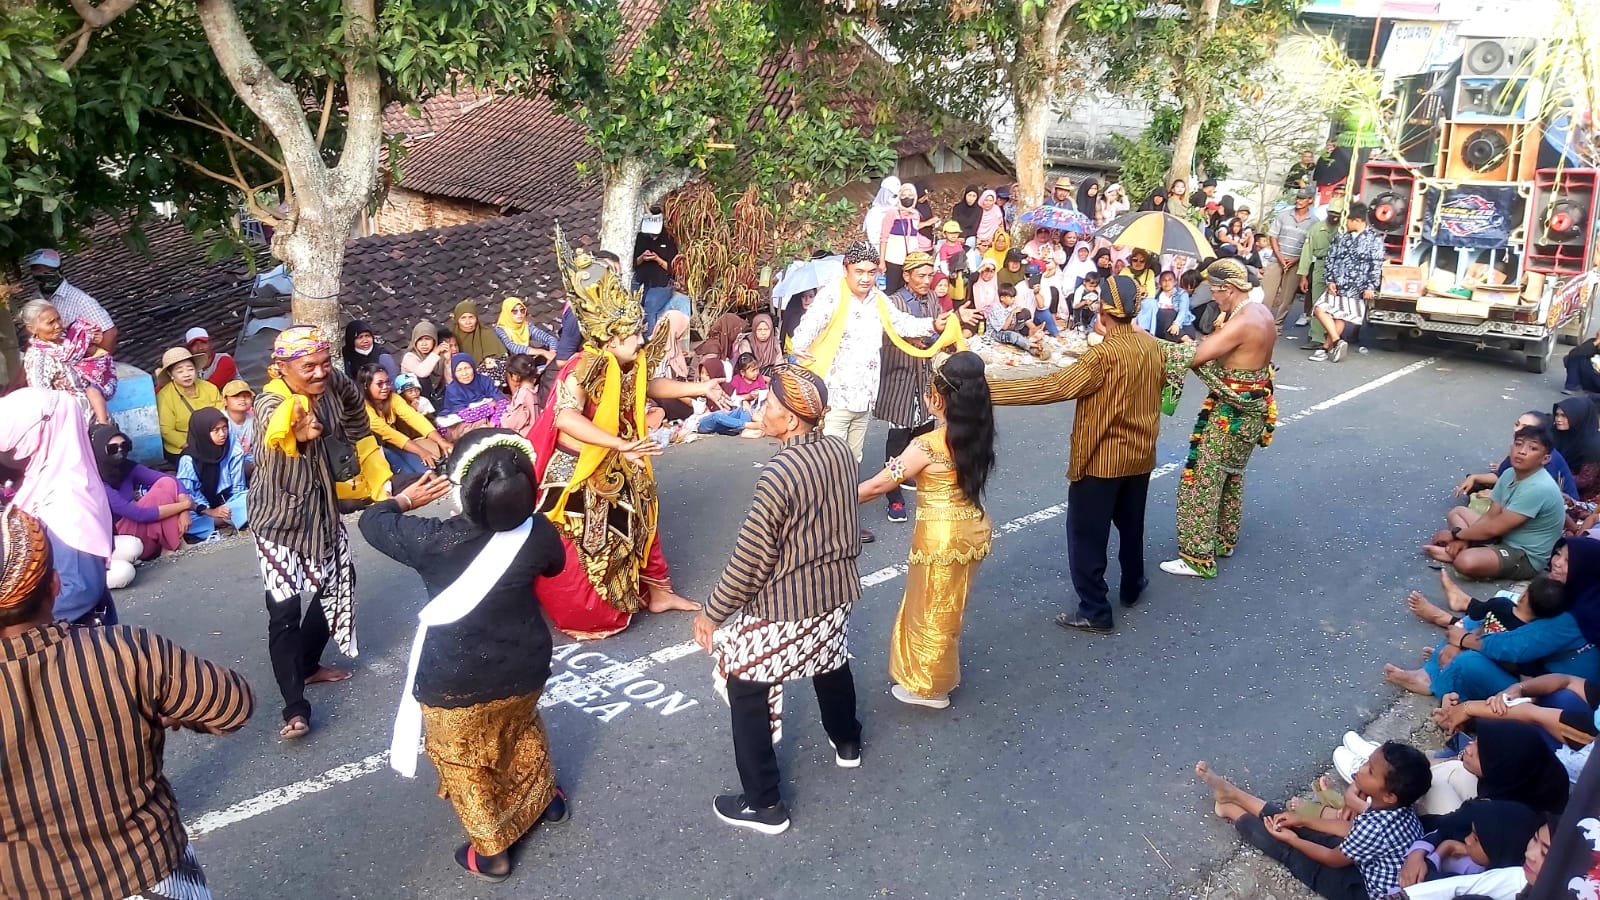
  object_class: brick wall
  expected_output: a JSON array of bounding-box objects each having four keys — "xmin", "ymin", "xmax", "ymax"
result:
[{"xmin": 372, "ymin": 187, "xmax": 501, "ymax": 236}]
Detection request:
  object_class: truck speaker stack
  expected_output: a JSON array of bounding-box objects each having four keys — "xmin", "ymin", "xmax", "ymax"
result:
[
  {"xmin": 1526, "ymin": 168, "xmax": 1598, "ymax": 274},
  {"xmin": 1437, "ymin": 37, "xmax": 1544, "ymax": 184},
  {"xmin": 1360, "ymin": 161, "xmax": 1418, "ymax": 263}
]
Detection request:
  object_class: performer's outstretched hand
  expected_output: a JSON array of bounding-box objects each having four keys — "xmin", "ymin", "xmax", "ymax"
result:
[
  {"xmin": 619, "ymin": 438, "xmax": 662, "ymax": 466},
  {"xmin": 692, "ymin": 612, "xmax": 716, "ymax": 652}
]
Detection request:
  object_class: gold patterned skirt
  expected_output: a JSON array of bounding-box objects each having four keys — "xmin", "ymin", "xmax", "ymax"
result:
[
  {"xmin": 889, "ymin": 515, "xmax": 992, "ymax": 698},
  {"xmin": 420, "ymin": 693, "xmax": 557, "ymax": 856}
]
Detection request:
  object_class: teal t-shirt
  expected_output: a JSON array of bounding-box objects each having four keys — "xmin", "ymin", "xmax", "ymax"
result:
[{"xmin": 1489, "ymin": 466, "xmax": 1566, "ymax": 568}]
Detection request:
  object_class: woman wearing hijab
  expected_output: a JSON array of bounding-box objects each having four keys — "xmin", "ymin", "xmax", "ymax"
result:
[
  {"xmin": 1076, "ymin": 179, "xmax": 1103, "ymax": 226},
  {"xmin": 878, "ymin": 181, "xmax": 923, "ymax": 293},
  {"xmin": 1063, "ymin": 243, "xmax": 1097, "ymax": 292},
  {"xmin": 780, "ymin": 289, "xmax": 815, "ymax": 351},
  {"xmin": 1401, "ymin": 798, "xmax": 1544, "ymax": 887},
  {"xmin": 176, "ymin": 407, "xmax": 250, "ymax": 542},
  {"xmin": 439, "ymin": 353, "xmax": 509, "ymax": 423},
  {"xmin": 1469, "ymin": 720, "xmax": 1571, "ymax": 815},
  {"xmin": 862, "ymin": 175, "xmax": 901, "ymax": 245},
  {"xmin": 1553, "ymin": 397, "xmax": 1600, "ymax": 500},
  {"xmin": 91, "ymin": 424, "xmax": 190, "ymax": 563},
  {"xmin": 0, "ymin": 387, "xmax": 119, "ymax": 623},
  {"xmin": 452, "ymin": 300, "xmax": 509, "ymax": 364},
  {"xmin": 1138, "ymin": 187, "xmax": 1169, "ymax": 212},
  {"xmin": 696, "ymin": 312, "xmax": 748, "ymax": 380},
  {"xmin": 976, "ymin": 190, "xmax": 1005, "ymax": 243},
  {"xmin": 1092, "ymin": 247, "xmax": 1116, "ymax": 281},
  {"xmin": 494, "ymin": 297, "xmax": 558, "ymax": 360},
  {"xmin": 1103, "ymin": 183, "xmax": 1131, "ymax": 219},
  {"xmin": 342, "ymin": 320, "xmax": 399, "ymax": 380},
  {"xmin": 950, "ymin": 184, "xmax": 983, "ymax": 240},
  {"xmin": 736, "ymin": 312, "xmax": 781, "ymax": 369},
  {"xmin": 360, "ymin": 432, "xmax": 569, "ymax": 883},
  {"xmin": 402, "ymin": 321, "xmax": 447, "ymax": 398}
]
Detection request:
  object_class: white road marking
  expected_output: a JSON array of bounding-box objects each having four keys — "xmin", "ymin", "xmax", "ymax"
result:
[{"xmin": 185, "ymin": 356, "xmax": 1438, "ymax": 838}]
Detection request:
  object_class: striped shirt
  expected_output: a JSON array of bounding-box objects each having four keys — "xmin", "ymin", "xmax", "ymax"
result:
[
  {"xmin": 705, "ymin": 432, "xmax": 862, "ymax": 624},
  {"xmin": 873, "ymin": 287, "xmax": 933, "ymax": 428},
  {"xmin": 249, "ymin": 371, "xmax": 373, "ymax": 558},
  {"xmin": 2, "ymin": 623, "xmax": 254, "ymax": 900},
  {"xmin": 988, "ymin": 328, "xmax": 1164, "ymax": 481}
]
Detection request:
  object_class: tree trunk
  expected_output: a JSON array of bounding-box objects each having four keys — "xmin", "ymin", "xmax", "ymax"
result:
[
  {"xmin": 0, "ymin": 286, "xmax": 20, "ymax": 389},
  {"xmin": 1013, "ymin": 84, "xmax": 1051, "ymax": 213},
  {"xmin": 275, "ymin": 216, "xmax": 346, "ymax": 362},
  {"xmin": 600, "ymin": 157, "xmax": 647, "ymax": 287},
  {"xmin": 1166, "ymin": 0, "xmax": 1222, "ymax": 189}
]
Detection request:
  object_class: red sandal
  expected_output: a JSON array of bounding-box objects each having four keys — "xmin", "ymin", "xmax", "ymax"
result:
[{"xmin": 453, "ymin": 843, "xmax": 510, "ymax": 883}]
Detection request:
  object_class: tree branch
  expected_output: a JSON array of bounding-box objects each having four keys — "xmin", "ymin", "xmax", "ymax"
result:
[
  {"xmin": 66, "ymin": 0, "xmax": 140, "ymax": 29},
  {"xmin": 59, "ymin": 25, "xmax": 94, "ymax": 70},
  {"xmin": 155, "ymin": 107, "xmax": 287, "ymax": 175},
  {"xmin": 173, "ymin": 154, "xmax": 285, "ymax": 226},
  {"xmin": 315, "ymin": 77, "xmax": 336, "ymax": 150}
]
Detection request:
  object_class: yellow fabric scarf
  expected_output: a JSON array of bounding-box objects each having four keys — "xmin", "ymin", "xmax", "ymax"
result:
[
  {"xmin": 802, "ymin": 282, "xmax": 967, "ymax": 378},
  {"xmin": 261, "ymin": 378, "xmax": 392, "ymax": 501},
  {"xmin": 546, "ymin": 350, "xmax": 655, "ymax": 539}
]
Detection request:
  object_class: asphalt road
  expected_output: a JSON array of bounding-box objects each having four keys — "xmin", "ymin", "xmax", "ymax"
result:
[{"xmin": 113, "ymin": 333, "xmax": 1564, "ymax": 899}]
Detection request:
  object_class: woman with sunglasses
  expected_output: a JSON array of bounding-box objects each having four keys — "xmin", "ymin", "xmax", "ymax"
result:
[
  {"xmin": 493, "ymin": 297, "xmax": 558, "ymax": 361},
  {"xmin": 90, "ymin": 425, "xmax": 194, "ymax": 561}
]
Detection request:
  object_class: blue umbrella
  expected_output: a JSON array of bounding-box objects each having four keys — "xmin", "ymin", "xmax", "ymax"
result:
[
  {"xmin": 1018, "ymin": 205, "xmax": 1094, "ymax": 233},
  {"xmin": 772, "ymin": 256, "xmax": 843, "ymax": 309}
]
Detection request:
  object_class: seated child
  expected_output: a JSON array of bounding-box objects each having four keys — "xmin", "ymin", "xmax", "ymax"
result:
[
  {"xmin": 698, "ymin": 352, "xmax": 766, "ymax": 437},
  {"xmin": 394, "ymin": 373, "xmax": 435, "ymax": 418},
  {"xmin": 1135, "ymin": 270, "xmax": 1196, "ymax": 343},
  {"xmin": 1408, "ymin": 570, "xmax": 1566, "ymax": 637},
  {"xmin": 1024, "ymin": 265, "xmax": 1060, "ymax": 337},
  {"xmin": 1070, "ymin": 273, "xmax": 1102, "ymax": 333},
  {"xmin": 221, "ymin": 379, "xmax": 255, "ymax": 471},
  {"xmin": 1196, "ymin": 741, "xmax": 1432, "ymax": 900},
  {"xmin": 176, "ymin": 408, "xmax": 250, "ymax": 543},
  {"xmin": 985, "ymin": 284, "xmax": 1035, "ymax": 351}
]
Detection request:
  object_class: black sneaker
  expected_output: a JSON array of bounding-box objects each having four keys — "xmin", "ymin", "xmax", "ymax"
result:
[
  {"xmin": 539, "ymin": 787, "xmax": 569, "ymax": 825},
  {"xmin": 829, "ymin": 738, "xmax": 862, "ymax": 768},
  {"xmin": 713, "ymin": 794, "xmax": 790, "ymax": 835},
  {"xmin": 887, "ymin": 500, "xmax": 907, "ymax": 522}
]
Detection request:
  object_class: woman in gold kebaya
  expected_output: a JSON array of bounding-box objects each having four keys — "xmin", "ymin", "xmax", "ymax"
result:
[{"xmin": 858, "ymin": 350, "xmax": 996, "ymax": 708}]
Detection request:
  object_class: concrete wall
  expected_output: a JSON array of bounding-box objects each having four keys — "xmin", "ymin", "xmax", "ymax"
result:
[
  {"xmin": 1044, "ymin": 89, "xmax": 1156, "ymax": 169},
  {"xmin": 107, "ymin": 363, "xmax": 162, "ymax": 466}
]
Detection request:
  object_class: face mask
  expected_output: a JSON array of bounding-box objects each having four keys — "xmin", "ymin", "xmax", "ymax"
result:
[
  {"xmin": 36, "ymin": 274, "xmax": 62, "ymax": 294},
  {"xmin": 900, "ymin": 198, "xmax": 914, "ymax": 208}
]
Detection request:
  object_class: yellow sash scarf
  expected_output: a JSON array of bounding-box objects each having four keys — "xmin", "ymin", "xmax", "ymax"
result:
[
  {"xmin": 261, "ymin": 378, "xmax": 392, "ymax": 501},
  {"xmin": 802, "ymin": 282, "xmax": 967, "ymax": 377},
  {"xmin": 547, "ymin": 350, "xmax": 656, "ymax": 539}
]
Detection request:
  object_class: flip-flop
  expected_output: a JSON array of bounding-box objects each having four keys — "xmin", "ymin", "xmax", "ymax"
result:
[
  {"xmin": 454, "ymin": 844, "xmax": 510, "ymax": 883},
  {"xmin": 279, "ymin": 716, "xmax": 310, "ymax": 740}
]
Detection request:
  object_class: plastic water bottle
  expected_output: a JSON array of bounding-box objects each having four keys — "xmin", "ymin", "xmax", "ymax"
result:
[{"xmin": 876, "ymin": 273, "xmax": 887, "ymax": 291}]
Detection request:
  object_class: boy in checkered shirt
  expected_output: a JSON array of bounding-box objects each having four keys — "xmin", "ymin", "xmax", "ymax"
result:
[{"xmin": 1196, "ymin": 741, "xmax": 1432, "ymax": 899}]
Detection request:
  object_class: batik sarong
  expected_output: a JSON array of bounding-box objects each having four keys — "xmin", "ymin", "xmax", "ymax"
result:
[
  {"xmin": 255, "ymin": 525, "xmax": 358, "ymax": 656},
  {"xmin": 1161, "ymin": 343, "xmax": 1277, "ymax": 577},
  {"xmin": 125, "ymin": 844, "xmax": 209, "ymax": 900},
  {"xmin": 420, "ymin": 692, "xmax": 557, "ymax": 857},
  {"xmin": 711, "ymin": 604, "xmax": 852, "ymax": 743}
]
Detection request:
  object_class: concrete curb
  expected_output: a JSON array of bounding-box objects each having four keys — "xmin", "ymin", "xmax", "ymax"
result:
[{"xmin": 1172, "ymin": 692, "xmax": 1443, "ymax": 900}]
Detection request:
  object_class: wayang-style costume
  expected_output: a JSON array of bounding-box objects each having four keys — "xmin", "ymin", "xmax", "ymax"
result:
[
  {"xmin": 530, "ymin": 239, "xmax": 679, "ymax": 639},
  {"xmin": 886, "ymin": 428, "xmax": 991, "ymax": 698},
  {"xmin": 1161, "ymin": 341, "xmax": 1277, "ymax": 578}
]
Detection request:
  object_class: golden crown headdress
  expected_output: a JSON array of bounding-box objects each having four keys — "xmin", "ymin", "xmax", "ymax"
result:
[{"xmin": 554, "ymin": 225, "xmax": 645, "ymax": 347}]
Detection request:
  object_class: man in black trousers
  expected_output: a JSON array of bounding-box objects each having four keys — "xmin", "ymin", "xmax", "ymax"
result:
[{"xmin": 988, "ymin": 274, "xmax": 1165, "ymax": 633}]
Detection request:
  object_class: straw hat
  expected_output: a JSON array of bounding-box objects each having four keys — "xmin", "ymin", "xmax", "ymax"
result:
[{"xmin": 160, "ymin": 347, "xmax": 196, "ymax": 371}]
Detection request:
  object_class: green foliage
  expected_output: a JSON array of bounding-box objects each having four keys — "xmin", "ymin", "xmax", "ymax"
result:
[
  {"xmin": 1110, "ymin": 104, "xmax": 1231, "ymax": 200},
  {"xmin": 0, "ymin": 0, "xmax": 605, "ymax": 262}
]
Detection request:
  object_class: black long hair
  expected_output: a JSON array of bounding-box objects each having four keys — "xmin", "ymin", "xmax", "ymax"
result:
[{"xmin": 931, "ymin": 350, "xmax": 996, "ymax": 511}]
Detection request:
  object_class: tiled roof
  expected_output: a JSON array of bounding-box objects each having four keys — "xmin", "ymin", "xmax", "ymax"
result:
[
  {"xmin": 17, "ymin": 216, "xmax": 256, "ymax": 374},
  {"xmin": 390, "ymin": 93, "xmax": 600, "ymax": 213},
  {"xmin": 382, "ymin": 88, "xmax": 496, "ymax": 146},
  {"xmin": 338, "ymin": 199, "xmax": 602, "ymax": 348}
]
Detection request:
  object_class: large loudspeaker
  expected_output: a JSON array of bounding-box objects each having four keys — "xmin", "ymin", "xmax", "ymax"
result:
[
  {"xmin": 1361, "ymin": 161, "xmax": 1417, "ymax": 263},
  {"xmin": 1461, "ymin": 37, "xmax": 1541, "ymax": 79},
  {"xmin": 1395, "ymin": 71, "xmax": 1446, "ymax": 164},
  {"xmin": 1439, "ymin": 121, "xmax": 1540, "ymax": 183},
  {"xmin": 1452, "ymin": 77, "xmax": 1542, "ymax": 121},
  {"xmin": 1527, "ymin": 168, "xmax": 1598, "ymax": 274}
]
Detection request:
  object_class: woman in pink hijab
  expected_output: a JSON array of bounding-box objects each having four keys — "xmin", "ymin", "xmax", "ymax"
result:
[
  {"xmin": 0, "ymin": 387, "xmax": 120, "ymax": 623},
  {"xmin": 976, "ymin": 190, "xmax": 1005, "ymax": 243}
]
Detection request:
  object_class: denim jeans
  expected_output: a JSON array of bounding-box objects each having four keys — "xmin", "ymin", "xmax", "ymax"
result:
[
  {"xmin": 697, "ymin": 407, "xmax": 753, "ymax": 435},
  {"xmin": 1032, "ymin": 310, "xmax": 1060, "ymax": 336},
  {"xmin": 384, "ymin": 446, "xmax": 429, "ymax": 475}
]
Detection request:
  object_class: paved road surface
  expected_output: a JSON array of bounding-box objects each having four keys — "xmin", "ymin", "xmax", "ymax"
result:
[{"xmin": 114, "ymin": 337, "xmax": 1559, "ymax": 898}]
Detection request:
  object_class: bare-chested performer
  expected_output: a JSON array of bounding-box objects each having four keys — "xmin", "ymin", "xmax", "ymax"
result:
[{"xmin": 1159, "ymin": 258, "xmax": 1278, "ymax": 579}]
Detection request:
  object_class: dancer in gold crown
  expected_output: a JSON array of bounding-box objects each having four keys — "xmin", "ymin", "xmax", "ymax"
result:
[{"xmin": 529, "ymin": 234, "xmax": 728, "ymax": 639}]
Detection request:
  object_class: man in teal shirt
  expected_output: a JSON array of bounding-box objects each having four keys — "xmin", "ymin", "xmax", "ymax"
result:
[{"xmin": 1425, "ymin": 425, "xmax": 1566, "ymax": 580}]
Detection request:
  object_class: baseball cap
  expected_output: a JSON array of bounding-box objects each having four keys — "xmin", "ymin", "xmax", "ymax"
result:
[
  {"xmin": 942, "ymin": 219, "xmax": 963, "ymax": 234},
  {"xmin": 393, "ymin": 373, "xmax": 420, "ymax": 393},
  {"xmin": 221, "ymin": 379, "xmax": 253, "ymax": 397},
  {"xmin": 1295, "ymin": 187, "xmax": 1316, "ymax": 200},
  {"xmin": 184, "ymin": 327, "xmax": 210, "ymax": 345},
  {"xmin": 24, "ymin": 249, "xmax": 61, "ymax": 269},
  {"xmin": 995, "ymin": 186, "xmax": 1012, "ymax": 199}
]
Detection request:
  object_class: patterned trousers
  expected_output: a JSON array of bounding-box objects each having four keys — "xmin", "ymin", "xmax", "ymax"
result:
[{"xmin": 1175, "ymin": 413, "xmax": 1260, "ymax": 577}]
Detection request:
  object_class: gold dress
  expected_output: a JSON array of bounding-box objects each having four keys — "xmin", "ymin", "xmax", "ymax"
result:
[{"xmin": 889, "ymin": 429, "xmax": 992, "ymax": 698}]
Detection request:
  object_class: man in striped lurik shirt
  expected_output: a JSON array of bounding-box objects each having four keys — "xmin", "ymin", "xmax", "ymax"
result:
[
  {"xmin": 0, "ymin": 504, "xmax": 254, "ymax": 900},
  {"xmin": 693, "ymin": 364, "xmax": 863, "ymax": 836}
]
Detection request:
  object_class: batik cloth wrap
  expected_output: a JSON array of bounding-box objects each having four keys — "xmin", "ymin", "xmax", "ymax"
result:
[
  {"xmin": 256, "ymin": 526, "xmax": 358, "ymax": 655},
  {"xmin": 1160, "ymin": 341, "xmax": 1277, "ymax": 577},
  {"xmin": 419, "ymin": 693, "xmax": 557, "ymax": 857},
  {"xmin": 889, "ymin": 430, "xmax": 991, "ymax": 698},
  {"xmin": 124, "ymin": 844, "xmax": 210, "ymax": 900},
  {"xmin": 711, "ymin": 603, "xmax": 853, "ymax": 744}
]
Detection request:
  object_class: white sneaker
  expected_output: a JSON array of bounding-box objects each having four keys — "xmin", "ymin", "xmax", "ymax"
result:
[
  {"xmin": 1294, "ymin": 314, "xmax": 1310, "ymax": 327},
  {"xmin": 1341, "ymin": 731, "xmax": 1380, "ymax": 759},
  {"xmin": 1160, "ymin": 558, "xmax": 1208, "ymax": 578},
  {"xmin": 1308, "ymin": 348, "xmax": 1328, "ymax": 362},
  {"xmin": 1333, "ymin": 746, "xmax": 1364, "ymax": 783},
  {"xmin": 891, "ymin": 683, "xmax": 950, "ymax": 709},
  {"xmin": 1331, "ymin": 340, "xmax": 1348, "ymax": 363}
]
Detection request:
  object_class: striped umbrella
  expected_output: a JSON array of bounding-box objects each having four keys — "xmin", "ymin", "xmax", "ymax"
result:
[{"xmin": 1094, "ymin": 211, "xmax": 1211, "ymax": 258}]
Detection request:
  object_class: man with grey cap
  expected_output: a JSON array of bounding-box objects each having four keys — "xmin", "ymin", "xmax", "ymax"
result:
[
  {"xmin": 25, "ymin": 248, "xmax": 117, "ymax": 352},
  {"xmin": 1266, "ymin": 188, "xmax": 1316, "ymax": 325}
]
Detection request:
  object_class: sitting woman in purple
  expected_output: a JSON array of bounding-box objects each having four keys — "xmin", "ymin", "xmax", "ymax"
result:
[{"xmin": 90, "ymin": 425, "xmax": 194, "ymax": 561}]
